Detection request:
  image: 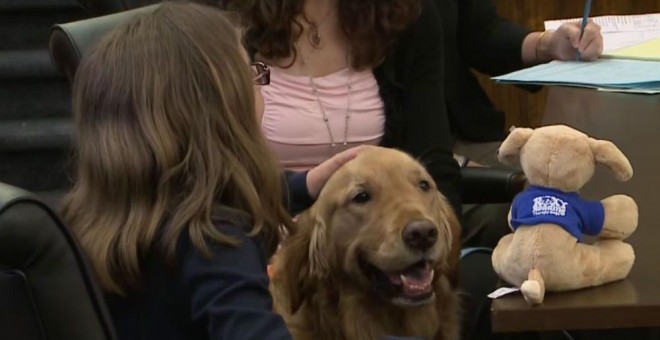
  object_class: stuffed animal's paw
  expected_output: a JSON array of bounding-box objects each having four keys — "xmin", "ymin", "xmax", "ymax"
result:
[{"xmin": 521, "ymin": 280, "xmax": 544, "ymax": 305}]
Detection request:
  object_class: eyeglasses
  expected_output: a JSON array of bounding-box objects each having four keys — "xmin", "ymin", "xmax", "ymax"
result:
[{"xmin": 252, "ymin": 61, "xmax": 270, "ymax": 86}]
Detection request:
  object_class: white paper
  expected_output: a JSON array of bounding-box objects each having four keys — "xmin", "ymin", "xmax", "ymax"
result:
[
  {"xmin": 488, "ymin": 287, "xmax": 521, "ymax": 299},
  {"xmin": 544, "ymin": 13, "xmax": 660, "ymax": 33},
  {"xmin": 544, "ymin": 13, "xmax": 660, "ymax": 53}
]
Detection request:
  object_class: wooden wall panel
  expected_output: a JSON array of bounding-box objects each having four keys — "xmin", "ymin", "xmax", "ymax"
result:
[{"xmin": 476, "ymin": 0, "xmax": 660, "ymax": 129}]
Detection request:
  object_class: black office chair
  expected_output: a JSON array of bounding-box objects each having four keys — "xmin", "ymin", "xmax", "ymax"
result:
[
  {"xmin": 49, "ymin": 4, "xmax": 158, "ymax": 83},
  {"xmin": 49, "ymin": 4, "xmax": 525, "ymax": 205},
  {"xmin": 77, "ymin": 0, "xmax": 157, "ymax": 15},
  {"xmin": 460, "ymin": 166, "xmax": 525, "ymax": 204},
  {"xmin": 0, "ymin": 182, "xmax": 117, "ymax": 340},
  {"xmin": 76, "ymin": 0, "xmax": 233, "ymax": 16}
]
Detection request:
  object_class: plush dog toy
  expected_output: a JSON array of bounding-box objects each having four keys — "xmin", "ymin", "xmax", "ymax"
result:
[{"xmin": 492, "ymin": 125, "xmax": 638, "ymax": 305}]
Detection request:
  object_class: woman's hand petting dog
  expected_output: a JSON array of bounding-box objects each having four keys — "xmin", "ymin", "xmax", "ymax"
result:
[{"xmin": 306, "ymin": 145, "xmax": 371, "ymax": 199}]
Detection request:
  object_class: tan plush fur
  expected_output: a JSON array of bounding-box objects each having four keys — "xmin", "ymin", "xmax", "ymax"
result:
[
  {"xmin": 493, "ymin": 125, "xmax": 638, "ymax": 305},
  {"xmin": 270, "ymin": 146, "xmax": 461, "ymax": 340}
]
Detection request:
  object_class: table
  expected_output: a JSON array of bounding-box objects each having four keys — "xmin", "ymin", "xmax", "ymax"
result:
[{"xmin": 491, "ymin": 87, "xmax": 660, "ymax": 333}]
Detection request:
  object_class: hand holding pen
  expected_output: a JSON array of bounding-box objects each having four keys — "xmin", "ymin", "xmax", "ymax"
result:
[
  {"xmin": 576, "ymin": 0, "xmax": 593, "ymax": 60},
  {"xmin": 536, "ymin": 20, "xmax": 604, "ymax": 62}
]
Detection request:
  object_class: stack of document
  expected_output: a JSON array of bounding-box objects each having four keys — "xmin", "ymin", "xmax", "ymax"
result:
[
  {"xmin": 603, "ymin": 38, "xmax": 660, "ymax": 61},
  {"xmin": 544, "ymin": 13, "xmax": 660, "ymax": 57},
  {"xmin": 492, "ymin": 14, "xmax": 660, "ymax": 94},
  {"xmin": 492, "ymin": 59, "xmax": 660, "ymax": 94}
]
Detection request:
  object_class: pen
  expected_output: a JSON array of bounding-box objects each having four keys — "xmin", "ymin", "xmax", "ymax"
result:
[{"xmin": 577, "ymin": 0, "xmax": 593, "ymax": 61}]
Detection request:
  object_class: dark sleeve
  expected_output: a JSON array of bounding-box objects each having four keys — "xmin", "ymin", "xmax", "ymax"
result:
[
  {"xmin": 398, "ymin": 0, "xmax": 462, "ymax": 216},
  {"xmin": 178, "ymin": 223, "xmax": 292, "ymax": 340},
  {"xmin": 283, "ymin": 170, "xmax": 314, "ymax": 216},
  {"xmin": 457, "ymin": 0, "xmax": 532, "ymax": 76}
]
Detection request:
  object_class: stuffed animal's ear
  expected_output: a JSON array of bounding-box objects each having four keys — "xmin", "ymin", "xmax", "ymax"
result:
[
  {"xmin": 588, "ymin": 138, "xmax": 633, "ymax": 181},
  {"xmin": 498, "ymin": 128, "xmax": 534, "ymax": 165},
  {"xmin": 274, "ymin": 206, "xmax": 329, "ymax": 314}
]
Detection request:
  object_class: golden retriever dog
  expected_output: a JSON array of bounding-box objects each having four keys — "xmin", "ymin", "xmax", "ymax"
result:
[{"xmin": 270, "ymin": 146, "xmax": 461, "ymax": 340}]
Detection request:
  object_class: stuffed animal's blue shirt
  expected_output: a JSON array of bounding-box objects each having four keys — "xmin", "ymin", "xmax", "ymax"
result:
[{"xmin": 510, "ymin": 186, "xmax": 605, "ymax": 242}]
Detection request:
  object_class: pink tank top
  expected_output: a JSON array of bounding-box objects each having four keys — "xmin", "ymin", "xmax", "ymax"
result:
[{"xmin": 261, "ymin": 66, "xmax": 385, "ymax": 171}]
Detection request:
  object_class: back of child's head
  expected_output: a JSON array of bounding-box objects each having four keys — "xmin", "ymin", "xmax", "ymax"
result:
[{"xmin": 63, "ymin": 2, "xmax": 292, "ymax": 294}]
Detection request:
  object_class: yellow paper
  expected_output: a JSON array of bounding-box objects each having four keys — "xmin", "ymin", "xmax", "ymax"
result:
[{"xmin": 603, "ymin": 38, "xmax": 660, "ymax": 61}]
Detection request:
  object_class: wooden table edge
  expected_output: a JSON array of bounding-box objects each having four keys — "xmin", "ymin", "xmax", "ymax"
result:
[{"xmin": 491, "ymin": 304, "xmax": 660, "ymax": 333}]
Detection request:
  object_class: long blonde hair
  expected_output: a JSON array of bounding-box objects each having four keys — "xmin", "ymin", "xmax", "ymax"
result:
[{"xmin": 62, "ymin": 2, "xmax": 293, "ymax": 294}]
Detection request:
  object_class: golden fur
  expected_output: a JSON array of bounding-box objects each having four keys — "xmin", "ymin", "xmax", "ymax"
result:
[{"xmin": 270, "ymin": 146, "xmax": 461, "ymax": 340}]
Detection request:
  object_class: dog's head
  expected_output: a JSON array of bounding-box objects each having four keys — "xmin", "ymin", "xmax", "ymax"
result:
[
  {"xmin": 498, "ymin": 125, "xmax": 633, "ymax": 192},
  {"xmin": 274, "ymin": 146, "xmax": 460, "ymax": 313}
]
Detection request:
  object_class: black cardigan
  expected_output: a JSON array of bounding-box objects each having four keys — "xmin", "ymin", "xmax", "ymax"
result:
[
  {"xmin": 105, "ymin": 217, "xmax": 293, "ymax": 340},
  {"xmin": 434, "ymin": 0, "xmax": 532, "ymax": 142},
  {"xmin": 373, "ymin": 0, "xmax": 461, "ymax": 215}
]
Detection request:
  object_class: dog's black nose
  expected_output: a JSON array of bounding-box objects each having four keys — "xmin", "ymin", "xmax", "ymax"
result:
[{"xmin": 402, "ymin": 220, "xmax": 438, "ymax": 251}]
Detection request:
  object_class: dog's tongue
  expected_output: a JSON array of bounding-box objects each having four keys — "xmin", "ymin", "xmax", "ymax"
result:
[{"xmin": 387, "ymin": 262, "xmax": 434, "ymax": 297}]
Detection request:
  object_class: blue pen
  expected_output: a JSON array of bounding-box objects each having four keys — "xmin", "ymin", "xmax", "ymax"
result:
[{"xmin": 577, "ymin": 0, "xmax": 593, "ymax": 61}]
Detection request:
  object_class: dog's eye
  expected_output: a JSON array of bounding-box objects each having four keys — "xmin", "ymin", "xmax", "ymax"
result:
[
  {"xmin": 419, "ymin": 180, "xmax": 431, "ymax": 192},
  {"xmin": 351, "ymin": 191, "xmax": 371, "ymax": 204}
]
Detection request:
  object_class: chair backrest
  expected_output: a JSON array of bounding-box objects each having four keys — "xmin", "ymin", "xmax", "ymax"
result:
[
  {"xmin": 49, "ymin": 4, "xmax": 159, "ymax": 84},
  {"xmin": 77, "ymin": 0, "xmax": 159, "ymax": 15},
  {"xmin": 77, "ymin": 0, "xmax": 127, "ymax": 15},
  {"xmin": 0, "ymin": 182, "xmax": 117, "ymax": 340},
  {"xmin": 76, "ymin": 0, "xmax": 228, "ymax": 16}
]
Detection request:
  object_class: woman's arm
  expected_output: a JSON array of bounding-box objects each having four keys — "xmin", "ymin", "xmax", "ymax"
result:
[
  {"xmin": 395, "ymin": 0, "xmax": 462, "ymax": 215},
  {"xmin": 521, "ymin": 21, "xmax": 603, "ymax": 65},
  {"xmin": 456, "ymin": 0, "xmax": 603, "ymax": 74},
  {"xmin": 283, "ymin": 146, "xmax": 364, "ymax": 215},
  {"xmin": 178, "ymin": 223, "xmax": 292, "ymax": 340},
  {"xmin": 456, "ymin": 0, "xmax": 531, "ymax": 76},
  {"xmin": 284, "ymin": 170, "xmax": 314, "ymax": 216}
]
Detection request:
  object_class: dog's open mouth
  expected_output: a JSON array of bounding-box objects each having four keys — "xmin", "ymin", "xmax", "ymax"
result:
[{"xmin": 360, "ymin": 258, "xmax": 436, "ymax": 307}]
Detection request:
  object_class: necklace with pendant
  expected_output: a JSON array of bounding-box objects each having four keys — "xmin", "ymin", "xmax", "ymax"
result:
[
  {"xmin": 307, "ymin": 1, "xmax": 333, "ymax": 48},
  {"xmin": 299, "ymin": 46, "xmax": 353, "ymax": 147}
]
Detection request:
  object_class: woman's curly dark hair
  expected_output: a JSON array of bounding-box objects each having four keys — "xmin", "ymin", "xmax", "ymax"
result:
[{"xmin": 234, "ymin": 0, "xmax": 422, "ymax": 70}]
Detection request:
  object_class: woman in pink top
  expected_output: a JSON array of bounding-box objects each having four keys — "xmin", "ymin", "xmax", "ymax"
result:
[
  {"xmin": 260, "ymin": 66, "xmax": 385, "ymax": 172},
  {"xmin": 244, "ymin": 0, "xmax": 463, "ymax": 217},
  {"xmin": 236, "ymin": 0, "xmax": 474, "ymax": 337}
]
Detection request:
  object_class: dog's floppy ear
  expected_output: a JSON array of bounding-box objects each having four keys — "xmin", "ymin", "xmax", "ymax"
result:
[
  {"xmin": 588, "ymin": 138, "xmax": 633, "ymax": 181},
  {"xmin": 434, "ymin": 193, "xmax": 461, "ymax": 288},
  {"xmin": 498, "ymin": 127, "xmax": 534, "ymax": 165},
  {"xmin": 306, "ymin": 210, "xmax": 330, "ymax": 278},
  {"xmin": 275, "ymin": 205, "xmax": 330, "ymax": 314}
]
